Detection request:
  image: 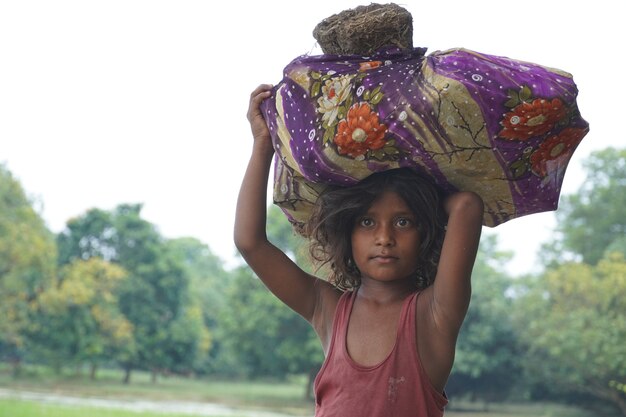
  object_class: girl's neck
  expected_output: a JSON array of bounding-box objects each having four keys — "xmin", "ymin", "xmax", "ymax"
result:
[{"xmin": 357, "ymin": 277, "xmax": 416, "ymax": 305}]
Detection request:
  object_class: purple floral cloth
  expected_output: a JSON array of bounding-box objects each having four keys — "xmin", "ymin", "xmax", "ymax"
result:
[{"xmin": 261, "ymin": 47, "xmax": 589, "ymax": 229}]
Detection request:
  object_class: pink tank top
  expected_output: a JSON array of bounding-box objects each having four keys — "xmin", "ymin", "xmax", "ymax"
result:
[{"xmin": 314, "ymin": 290, "xmax": 448, "ymax": 417}]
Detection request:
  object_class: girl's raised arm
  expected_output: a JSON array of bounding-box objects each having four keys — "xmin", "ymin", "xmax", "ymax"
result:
[
  {"xmin": 418, "ymin": 191, "xmax": 483, "ymax": 391},
  {"xmin": 234, "ymin": 85, "xmax": 333, "ymax": 324},
  {"xmin": 432, "ymin": 192, "xmax": 484, "ymax": 331}
]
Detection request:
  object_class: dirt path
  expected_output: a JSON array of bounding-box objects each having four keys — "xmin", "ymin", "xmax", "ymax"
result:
[{"xmin": 0, "ymin": 388, "xmax": 299, "ymax": 417}]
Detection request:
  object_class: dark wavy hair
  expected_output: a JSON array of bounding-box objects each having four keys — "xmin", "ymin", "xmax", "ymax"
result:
[{"xmin": 306, "ymin": 168, "xmax": 447, "ymax": 291}]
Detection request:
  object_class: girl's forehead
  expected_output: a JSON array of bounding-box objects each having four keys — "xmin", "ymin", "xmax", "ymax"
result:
[{"xmin": 366, "ymin": 191, "xmax": 413, "ymax": 212}]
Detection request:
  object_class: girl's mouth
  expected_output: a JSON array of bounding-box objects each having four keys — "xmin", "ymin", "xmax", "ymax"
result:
[{"xmin": 372, "ymin": 255, "xmax": 398, "ymax": 263}]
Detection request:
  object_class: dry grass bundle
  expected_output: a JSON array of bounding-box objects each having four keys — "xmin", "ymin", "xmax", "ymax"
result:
[{"xmin": 313, "ymin": 3, "xmax": 413, "ymax": 55}]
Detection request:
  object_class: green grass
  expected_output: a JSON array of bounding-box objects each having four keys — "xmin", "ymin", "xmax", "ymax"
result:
[
  {"xmin": 445, "ymin": 401, "xmax": 591, "ymax": 417},
  {"xmin": 0, "ymin": 365, "xmax": 313, "ymax": 415},
  {"xmin": 0, "ymin": 399, "xmax": 245, "ymax": 417}
]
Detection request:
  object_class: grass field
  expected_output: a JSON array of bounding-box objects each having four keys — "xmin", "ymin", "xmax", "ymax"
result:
[
  {"xmin": 1, "ymin": 366, "xmax": 306, "ymax": 401},
  {"xmin": 0, "ymin": 365, "xmax": 598, "ymax": 417},
  {"xmin": 0, "ymin": 399, "xmax": 243, "ymax": 417},
  {"xmin": 0, "ymin": 365, "xmax": 312, "ymax": 416}
]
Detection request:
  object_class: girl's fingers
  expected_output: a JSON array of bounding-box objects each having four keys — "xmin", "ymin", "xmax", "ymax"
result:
[
  {"xmin": 250, "ymin": 84, "xmax": 273, "ymax": 101},
  {"xmin": 247, "ymin": 84, "xmax": 273, "ymax": 120},
  {"xmin": 247, "ymin": 84, "xmax": 274, "ymax": 142},
  {"xmin": 251, "ymin": 90, "xmax": 271, "ymax": 105}
]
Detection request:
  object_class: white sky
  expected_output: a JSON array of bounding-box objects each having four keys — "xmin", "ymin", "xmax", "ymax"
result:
[{"xmin": 1, "ymin": 1, "xmax": 622, "ymax": 275}]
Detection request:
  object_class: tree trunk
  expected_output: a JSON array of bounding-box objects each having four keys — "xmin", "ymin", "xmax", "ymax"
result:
[
  {"xmin": 305, "ymin": 368, "xmax": 317, "ymax": 401},
  {"xmin": 583, "ymin": 383, "xmax": 626, "ymax": 417},
  {"xmin": 609, "ymin": 391, "xmax": 626, "ymax": 417},
  {"xmin": 90, "ymin": 363, "xmax": 98, "ymax": 380},
  {"xmin": 52, "ymin": 361, "xmax": 62, "ymax": 375},
  {"xmin": 10, "ymin": 357, "xmax": 22, "ymax": 378},
  {"xmin": 123, "ymin": 366, "xmax": 132, "ymax": 384}
]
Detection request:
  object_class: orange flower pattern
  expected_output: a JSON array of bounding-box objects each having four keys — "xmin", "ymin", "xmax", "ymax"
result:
[
  {"xmin": 500, "ymin": 98, "xmax": 567, "ymax": 140},
  {"xmin": 334, "ymin": 103, "xmax": 388, "ymax": 158},
  {"xmin": 530, "ymin": 127, "xmax": 588, "ymax": 177},
  {"xmin": 359, "ymin": 61, "xmax": 383, "ymax": 72}
]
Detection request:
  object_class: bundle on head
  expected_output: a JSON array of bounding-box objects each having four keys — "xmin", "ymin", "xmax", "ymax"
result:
[{"xmin": 312, "ymin": 3, "xmax": 413, "ymax": 55}]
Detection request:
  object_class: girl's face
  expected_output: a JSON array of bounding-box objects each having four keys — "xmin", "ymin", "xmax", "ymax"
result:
[{"xmin": 351, "ymin": 191, "xmax": 421, "ymax": 284}]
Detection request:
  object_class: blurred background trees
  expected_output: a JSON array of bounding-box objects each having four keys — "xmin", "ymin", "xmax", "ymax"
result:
[
  {"xmin": 0, "ymin": 166, "xmax": 57, "ymax": 376},
  {"xmin": 1, "ymin": 147, "xmax": 624, "ymax": 414}
]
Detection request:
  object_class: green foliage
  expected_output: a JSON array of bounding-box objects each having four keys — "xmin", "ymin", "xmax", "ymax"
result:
[
  {"xmin": 166, "ymin": 238, "xmax": 224, "ymax": 372},
  {"xmin": 32, "ymin": 258, "xmax": 135, "ymax": 372},
  {"xmin": 515, "ymin": 253, "xmax": 626, "ymax": 414},
  {"xmin": 57, "ymin": 208, "xmax": 115, "ymax": 264},
  {"xmin": 215, "ymin": 266, "xmax": 323, "ymax": 379},
  {"xmin": 542, "ymin": 148, "xmax": 626, "ymax": 266},
  {"xmin": 56, "ymin": 204, "xmax": 208, "ymax": 379},
  {"xmin": 0, "ymin": 165, "xmax": 57, "ymax": 367},
  {"xmin": 167, "ymin": 237, "xmax": 228, "ymax": 329}
]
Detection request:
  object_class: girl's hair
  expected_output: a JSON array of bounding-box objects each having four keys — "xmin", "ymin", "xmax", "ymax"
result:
[{"xmin": 306, "ymin": 168, "xmax": 447, "ymax": 291}]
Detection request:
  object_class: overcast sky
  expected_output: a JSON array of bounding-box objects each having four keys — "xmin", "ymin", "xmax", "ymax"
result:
[{"xmin": 1, "ymin": 1, "xmax": 622, "ymax": 275}]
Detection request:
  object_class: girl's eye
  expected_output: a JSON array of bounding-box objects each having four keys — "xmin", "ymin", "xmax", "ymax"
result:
[
  {"xmin": 359, "ymin": 218, "xmax": 374, "ymax": 227},
  {"xmin": 396, "ymin": 218, "xmax": 413, "ymax": 228}
]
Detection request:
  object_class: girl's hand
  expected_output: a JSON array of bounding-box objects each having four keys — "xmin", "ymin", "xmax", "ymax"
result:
[{"xmin": 247, "ymin": 84, "xmax": 273, "ymax": 148}]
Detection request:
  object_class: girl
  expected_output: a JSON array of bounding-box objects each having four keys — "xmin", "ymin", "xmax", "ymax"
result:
[{"xmin": 234, "ymin": 84, "xmax": 484, "ymax": 417}]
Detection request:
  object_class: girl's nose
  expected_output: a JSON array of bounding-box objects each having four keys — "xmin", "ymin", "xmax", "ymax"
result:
[{"xmin": 375, "ymin": 224, "xmax": 395, "ymax": 246}]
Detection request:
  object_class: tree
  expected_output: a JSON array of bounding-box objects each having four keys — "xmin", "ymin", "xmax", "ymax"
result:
[
  {"xmin": 167, "ymin": 237, "xmax": 228, "ymax": 323},
  {"xmin": 515, "ymin": 253, "xmax": 626, "ymax": 416},
  {"xmin": 0, "ymin": 165, "xmax": 57, "ymax": 374},
  {"xmin": 218, "ymin": 265, "xmax": 323, "ymax": 389},
  {"xmin": 57, "ymin": 208, "xmax": 116, "ymax": 264},
  {"xmin": 57, "ymin": 204, "xmax": 200, "ymax": 382},
  {"xmin": 33, "ymin": 258, "xmax": 135, "ymax": 377},
  {"xmin": 447, "ymin": 235, "xmax": 523, "ymax": 404},
  {"xmin": 542, "ymin": 148, "xmax": 626, "ymax": 266},
  {"xmin": 166, "ymin": 238, "xmax": 228, "ymax": 374}
]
